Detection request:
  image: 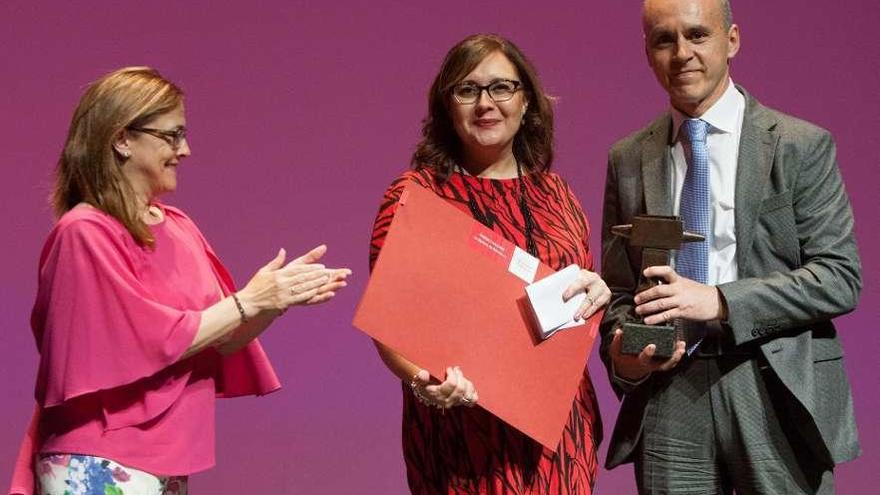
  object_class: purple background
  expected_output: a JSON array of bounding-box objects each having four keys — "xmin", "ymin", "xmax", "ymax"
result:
[{"xmin": 2, "ymin": 1, "xmax": 877, "ymax": 492}]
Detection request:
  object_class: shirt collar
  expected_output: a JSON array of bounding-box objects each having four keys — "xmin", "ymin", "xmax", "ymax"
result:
[{"xmin": 672, "ymin": 79, "xmax": 741, "ymax": 141}]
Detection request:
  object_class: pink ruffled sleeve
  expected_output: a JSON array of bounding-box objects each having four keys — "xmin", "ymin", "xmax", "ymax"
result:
[
  {"xmin": 32, "ymin": 214, "xmax": 201, "ymax": 408},
  {"xmin": 207, "ymin": 246, "xmax": 281, "ymax": 398},
  {"xmin": 164, "ymin": 206, "xmax": 281, "ymax": 398}
]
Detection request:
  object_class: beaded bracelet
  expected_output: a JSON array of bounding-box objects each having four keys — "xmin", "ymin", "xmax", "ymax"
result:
[
  {"xmin": 231, "ymin": 292, "xmax": 248, "ymax": 323},
  {"xmin": 410, "ymin": 373, "xmax": 445, "ymax": 412},
  {"xmin": 409, "ymin": 373, "xmax": 429, "ymax": 405}
]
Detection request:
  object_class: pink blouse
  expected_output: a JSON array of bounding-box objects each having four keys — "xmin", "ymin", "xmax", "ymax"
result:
[{"xmin": 8, "ymin": 204, "xmax": 280, "ymax": 493}]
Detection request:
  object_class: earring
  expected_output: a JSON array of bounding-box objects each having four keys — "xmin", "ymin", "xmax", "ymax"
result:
[{"xmin": 121, "ymin": 150, "xmax": 130, "ymax": 158}]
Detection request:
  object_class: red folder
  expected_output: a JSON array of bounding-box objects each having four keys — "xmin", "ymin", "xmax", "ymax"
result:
[{"xmin": 354, "ymin": 183, "xmax": 601, "ymax": 450}]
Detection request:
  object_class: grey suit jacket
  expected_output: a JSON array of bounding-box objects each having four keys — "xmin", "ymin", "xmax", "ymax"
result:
[{"xmin": 599, "ymin": 87, "xmax": 862, "ymax": 469}]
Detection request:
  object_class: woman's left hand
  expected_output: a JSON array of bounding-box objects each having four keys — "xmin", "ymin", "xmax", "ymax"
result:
[
  {"xmin": 276, "ymin": 245, "xmax": 351, "ymax": 309},
  {"xmin": 303, "ymin": 268, "xmax": 351, "ymax": 305},
  {"xmin": 562, "ymin": 269, "xmax": 611, "ymax": 321}
]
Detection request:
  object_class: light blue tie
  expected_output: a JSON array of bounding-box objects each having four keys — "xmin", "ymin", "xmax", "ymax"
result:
[{"xmin": 677, "ymin": 119, "xmax": 710, "ymax": 355}]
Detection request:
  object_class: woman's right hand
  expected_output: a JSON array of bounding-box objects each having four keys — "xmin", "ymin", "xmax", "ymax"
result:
[
  {"xmin": 411, "ymin": 367, "xmax": 478, "ymax": 409},
  {"xmin": 236, "ymin": 245, "xmax": 350, "ymax": 317},
  {"xmin": 562, "ymin": 268, "xmax": 611, "ymax": 321}
]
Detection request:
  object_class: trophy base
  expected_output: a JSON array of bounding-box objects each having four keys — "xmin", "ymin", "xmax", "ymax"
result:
[{"xmin": 622, "ymin": 322, "xmax": 677, "ymax": 358}]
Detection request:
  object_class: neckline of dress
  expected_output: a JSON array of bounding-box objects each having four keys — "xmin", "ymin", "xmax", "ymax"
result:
[{"xmin": 453, "ymin": 170, "xmax": 528, "ymax": 185}]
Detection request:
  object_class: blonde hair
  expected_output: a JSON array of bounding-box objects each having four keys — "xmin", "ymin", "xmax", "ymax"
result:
[{"xmin": 52, "ymin": 66, "xmax": 183, "ymax": 247}]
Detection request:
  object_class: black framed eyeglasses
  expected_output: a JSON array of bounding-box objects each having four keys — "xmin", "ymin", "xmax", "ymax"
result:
[
  {"xmin": 451, "ymin": 79, "xmax": 522, "ymax": 104},
  {"xmin": 128, "ymin": 126, "xmax": 187, "ymax": 149}
]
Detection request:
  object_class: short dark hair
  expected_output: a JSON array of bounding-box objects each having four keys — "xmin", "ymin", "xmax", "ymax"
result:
[
  {"xmin": 411, "ymin": 34, "xmax": 555, "ymax": 181},
  {"xmin": 720, "ymin": 0, "xmax": 733, "ymax": 29},
  {"xmin": 642, "ymin": 0, "xmax": 733, "ymax": 30}
]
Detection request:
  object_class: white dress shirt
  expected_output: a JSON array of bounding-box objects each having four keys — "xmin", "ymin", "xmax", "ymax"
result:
[
  {"xmin": 612, "ymin": 81, "xmax": 746, "ymax": 387},
  {"xmin": 670, "ymin": 80, "xmax": 745, "ymax": 286}
]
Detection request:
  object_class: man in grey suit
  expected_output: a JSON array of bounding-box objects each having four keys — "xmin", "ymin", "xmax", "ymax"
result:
[{"xmin": 600, "ymin": 0, "xmax": 862, "ymax": 493}]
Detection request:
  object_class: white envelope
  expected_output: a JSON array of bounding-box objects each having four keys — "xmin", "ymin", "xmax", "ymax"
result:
[{"xmin": 525, "ymin": 264, "xmax": 587, "ymax": 339}]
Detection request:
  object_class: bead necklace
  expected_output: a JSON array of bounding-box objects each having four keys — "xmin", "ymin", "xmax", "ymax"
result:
[{"xmin": 457, "ymin": 163, "xmax": 538, "ymax": 257}]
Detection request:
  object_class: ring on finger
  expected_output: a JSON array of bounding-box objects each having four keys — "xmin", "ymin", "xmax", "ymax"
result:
[
  {"xmin": 585, "ymin": 295, "xmax": 595, "ymax": 306},
  {"xmin": 461, "ymin": 395, "xmax": 472, "ymax": 405}
]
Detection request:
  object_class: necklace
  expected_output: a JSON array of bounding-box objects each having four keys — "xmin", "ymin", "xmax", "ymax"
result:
[{"xmin": 457, "ymin": 163, "xmax": 538, "ymax": 257}]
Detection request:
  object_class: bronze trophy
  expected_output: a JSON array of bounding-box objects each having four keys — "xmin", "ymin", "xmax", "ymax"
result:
[{"xmin": 611, "ymin": 215, "xmax": 704, "ymax": 358}]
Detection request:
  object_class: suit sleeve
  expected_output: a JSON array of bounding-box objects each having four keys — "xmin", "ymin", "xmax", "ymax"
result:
[
  {"xmin": 718, "ymin": 130, "xmax": 862, "ymax": 345},
  {"xmin": 599, "ymin": 149, "xmax": 643, "ymax": 396}
]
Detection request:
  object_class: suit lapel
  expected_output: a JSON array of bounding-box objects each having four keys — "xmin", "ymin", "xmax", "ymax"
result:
[
  {"xmin": 734, "ymin": 88, "xmax": 779, "ymax": 265},
  {"xmin": 641, "ymin": 116, "xmax": 673, "ymax": 216}
]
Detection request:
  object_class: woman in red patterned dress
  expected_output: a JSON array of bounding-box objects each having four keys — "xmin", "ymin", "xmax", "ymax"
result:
[{"xmin": 369, "ymin": 34, "xmax": 611, "ymax": 494}]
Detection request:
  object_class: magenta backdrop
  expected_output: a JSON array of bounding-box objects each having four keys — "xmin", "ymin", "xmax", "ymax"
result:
[{"xmin": 2, "ymin": 1, "xmax": 878, "ymax": 493}]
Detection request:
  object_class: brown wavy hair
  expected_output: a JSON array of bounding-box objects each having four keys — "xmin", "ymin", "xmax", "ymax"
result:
[
  {"xmin": 52, "ymin": 66, "xmax": 183, "ymax": 247},
  {"xmin": 412, "ymin": 34, "xmax": 555, "ymax": 181}
]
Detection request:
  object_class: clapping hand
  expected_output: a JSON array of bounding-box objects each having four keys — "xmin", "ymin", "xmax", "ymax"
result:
[{"xmin": 238, "ymin": 245, "xmax": 351, "ymax": 317}]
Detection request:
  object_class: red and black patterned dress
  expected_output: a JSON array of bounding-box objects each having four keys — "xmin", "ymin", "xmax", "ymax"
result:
[{"xmin": 370, "ymin": 168, "xmax": 602, "ymax": 495}]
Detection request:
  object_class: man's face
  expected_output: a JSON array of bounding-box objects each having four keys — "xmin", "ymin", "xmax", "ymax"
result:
[{"xmin": 643, "ymin": 0, "xmax": 740, "ymax": 116}]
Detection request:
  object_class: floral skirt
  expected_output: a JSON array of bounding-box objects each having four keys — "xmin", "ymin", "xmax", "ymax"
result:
[{"xmin": 37, "ymin": 454, "xmax": 187, "ymax": 495}]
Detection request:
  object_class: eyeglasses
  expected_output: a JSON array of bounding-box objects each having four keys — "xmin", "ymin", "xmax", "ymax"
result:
[
  {"xmin": 451, "ymin": 79, "xmax": 522, "ymax": 104},
  {"xmin": 128, "ymin": 126, "xmax": 188, "ymax": 149}
]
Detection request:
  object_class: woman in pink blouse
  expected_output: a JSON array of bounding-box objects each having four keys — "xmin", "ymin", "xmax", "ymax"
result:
[{"xmin": 8, "ymin": 67, "xmax": 351, "ymax": 495}]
